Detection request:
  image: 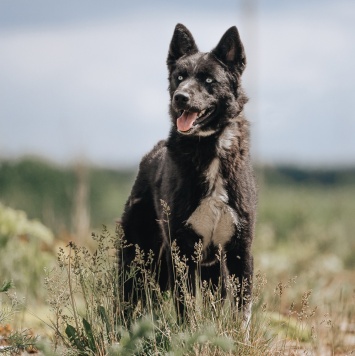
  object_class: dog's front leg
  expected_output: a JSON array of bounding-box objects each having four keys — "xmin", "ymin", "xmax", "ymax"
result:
[
  {"xmin": 173, "ymin": 260, "xmax": 196, "ymax": 323},
  {"xmin": 225, "ymin": 237, "xmax": 253, "ymax": 339},
  {"xmin": 170, "ymin": 230, "xmax": 199, "ymax": 323}
]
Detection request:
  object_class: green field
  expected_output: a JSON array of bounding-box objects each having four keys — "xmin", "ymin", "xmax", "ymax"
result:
[{"xmin": 0, "ymin": 158, "xmax": 354, "ymax": 354}]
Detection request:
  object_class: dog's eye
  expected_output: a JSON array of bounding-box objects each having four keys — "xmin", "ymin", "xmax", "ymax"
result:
[
  {"xmin": 178, "ymin": 75, "xmax": 184, "ymax": 81},
  {"xmin": 206, "ymin": 78, "xmax": 213, "ymax": 84}
]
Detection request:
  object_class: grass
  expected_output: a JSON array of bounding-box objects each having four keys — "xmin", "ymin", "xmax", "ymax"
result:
[
  {"xmin": 40, "ymin": 227, "xmax": 275, "ymax": 355},
  {"xmin": 36, "ymin": 224, "xmax": 353, "ymax": 355},
  {"xmin": 0, "ymin": 161, "xmax": 354, "ymax": 354}
]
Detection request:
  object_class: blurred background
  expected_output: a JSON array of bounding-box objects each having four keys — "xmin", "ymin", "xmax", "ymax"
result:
[
  {"xmin": 1, "ymin": 0, "xmax": 354, "ymax": 167},
  {"xmin": 0, "ymin": 0, "xmax": 354, "ymax": 349}
]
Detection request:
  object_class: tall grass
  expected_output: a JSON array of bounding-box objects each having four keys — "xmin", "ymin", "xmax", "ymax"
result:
[
  {"xmin": 40, "ymin": 223, "xmax": 352, "ymax": 356},
  {"xmin": 0, "ymin": 281, "xmax": 38, "ymax": 354}
]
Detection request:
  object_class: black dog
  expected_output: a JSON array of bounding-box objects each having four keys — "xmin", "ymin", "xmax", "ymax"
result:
[{"xmin": 121, "ymin": 24, "xmax": 257, "ymax": 326}]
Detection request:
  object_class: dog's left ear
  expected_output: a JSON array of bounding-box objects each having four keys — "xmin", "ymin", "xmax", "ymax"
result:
[
  {"xmin": 167, "ymin": 24, "xmax": 199, "ymax": 69},
  {"xmin": 212, "ymin": 26, "xmax": 246, "ymax": 73}
]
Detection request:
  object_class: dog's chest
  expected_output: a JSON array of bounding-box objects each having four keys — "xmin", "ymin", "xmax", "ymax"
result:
[{"xmin": 186, "ymin": 157, "xmax": 238, "ymax": 250}]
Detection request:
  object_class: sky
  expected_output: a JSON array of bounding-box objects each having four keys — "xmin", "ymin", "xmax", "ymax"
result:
[{"xmin": 0, "ymin": 0, "xmax": 354, "ymax": 168}]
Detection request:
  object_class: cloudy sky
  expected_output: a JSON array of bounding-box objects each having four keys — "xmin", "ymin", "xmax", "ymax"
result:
[{"xmin": 0, "ymin": 0, "xmax": 354, "ymax": 167}]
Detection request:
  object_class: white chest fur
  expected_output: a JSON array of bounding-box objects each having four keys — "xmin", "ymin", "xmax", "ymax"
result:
[{"xmin": 186, "ymin": 157, "xmax": 238, "ymax": 250}]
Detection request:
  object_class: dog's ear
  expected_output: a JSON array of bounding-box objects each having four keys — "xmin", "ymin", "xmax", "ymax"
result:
[
  {"xmin": 167, "ymin": 24, "xmax": 198, "ymax": 69},
  {"xmin": 212, "ymin": 26, "xmax": 246, "ymax": 73}
]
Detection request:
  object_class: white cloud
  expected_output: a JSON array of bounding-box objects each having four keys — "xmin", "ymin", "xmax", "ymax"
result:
[{"xmin": 254, "ymin": 1, "xmax": 355, "ymax": 165}]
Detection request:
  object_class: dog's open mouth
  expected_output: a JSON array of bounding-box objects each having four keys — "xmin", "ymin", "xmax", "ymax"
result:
[{"xmin": 176, "ymin": 107, "xmax": 215, "ymax": 133}]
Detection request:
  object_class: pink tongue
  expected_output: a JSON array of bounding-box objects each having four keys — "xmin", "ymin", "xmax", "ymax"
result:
[{"xmin": 176, "ymin": 111, "xmax": 199, "ymax": 132}]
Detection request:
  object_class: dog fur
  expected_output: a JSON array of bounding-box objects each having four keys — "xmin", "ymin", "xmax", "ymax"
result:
[{"xmin": 120, "ymin": 23, "xmax": 257, "ymax": 324}]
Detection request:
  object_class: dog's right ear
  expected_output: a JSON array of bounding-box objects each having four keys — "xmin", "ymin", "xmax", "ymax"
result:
[{"xmin": 167, "ymin": 24, "xmax": 198, "ymax": 69}]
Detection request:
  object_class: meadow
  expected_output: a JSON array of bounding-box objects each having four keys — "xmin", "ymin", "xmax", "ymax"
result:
[{"xmin": 0, "ymin": 158, "xmax": 354, "ymax": 355}]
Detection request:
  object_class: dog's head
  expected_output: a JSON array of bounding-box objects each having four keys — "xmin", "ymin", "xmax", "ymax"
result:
[{"xmin": 167, "ymin": 24, "xmax": 248, "ymax": 137}]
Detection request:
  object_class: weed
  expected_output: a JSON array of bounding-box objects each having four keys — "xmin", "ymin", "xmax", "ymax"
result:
[
  {"xmin": 42, "ymin": 222, "xmax": 346, "ymax": 355},
  {"xmin": 0, "ymin": 282, "xmax": 38, "ymax": 355}
]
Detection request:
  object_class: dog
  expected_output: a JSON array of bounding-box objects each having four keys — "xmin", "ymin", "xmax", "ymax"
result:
[{"xmin": 120, "ymin": 23, "xmax": 257, "ymax": 327}]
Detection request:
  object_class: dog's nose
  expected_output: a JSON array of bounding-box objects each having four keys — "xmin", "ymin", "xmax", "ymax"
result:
[{"xmin": 174, "ymin": 92, "xmax": 190, "ymax": 105}]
